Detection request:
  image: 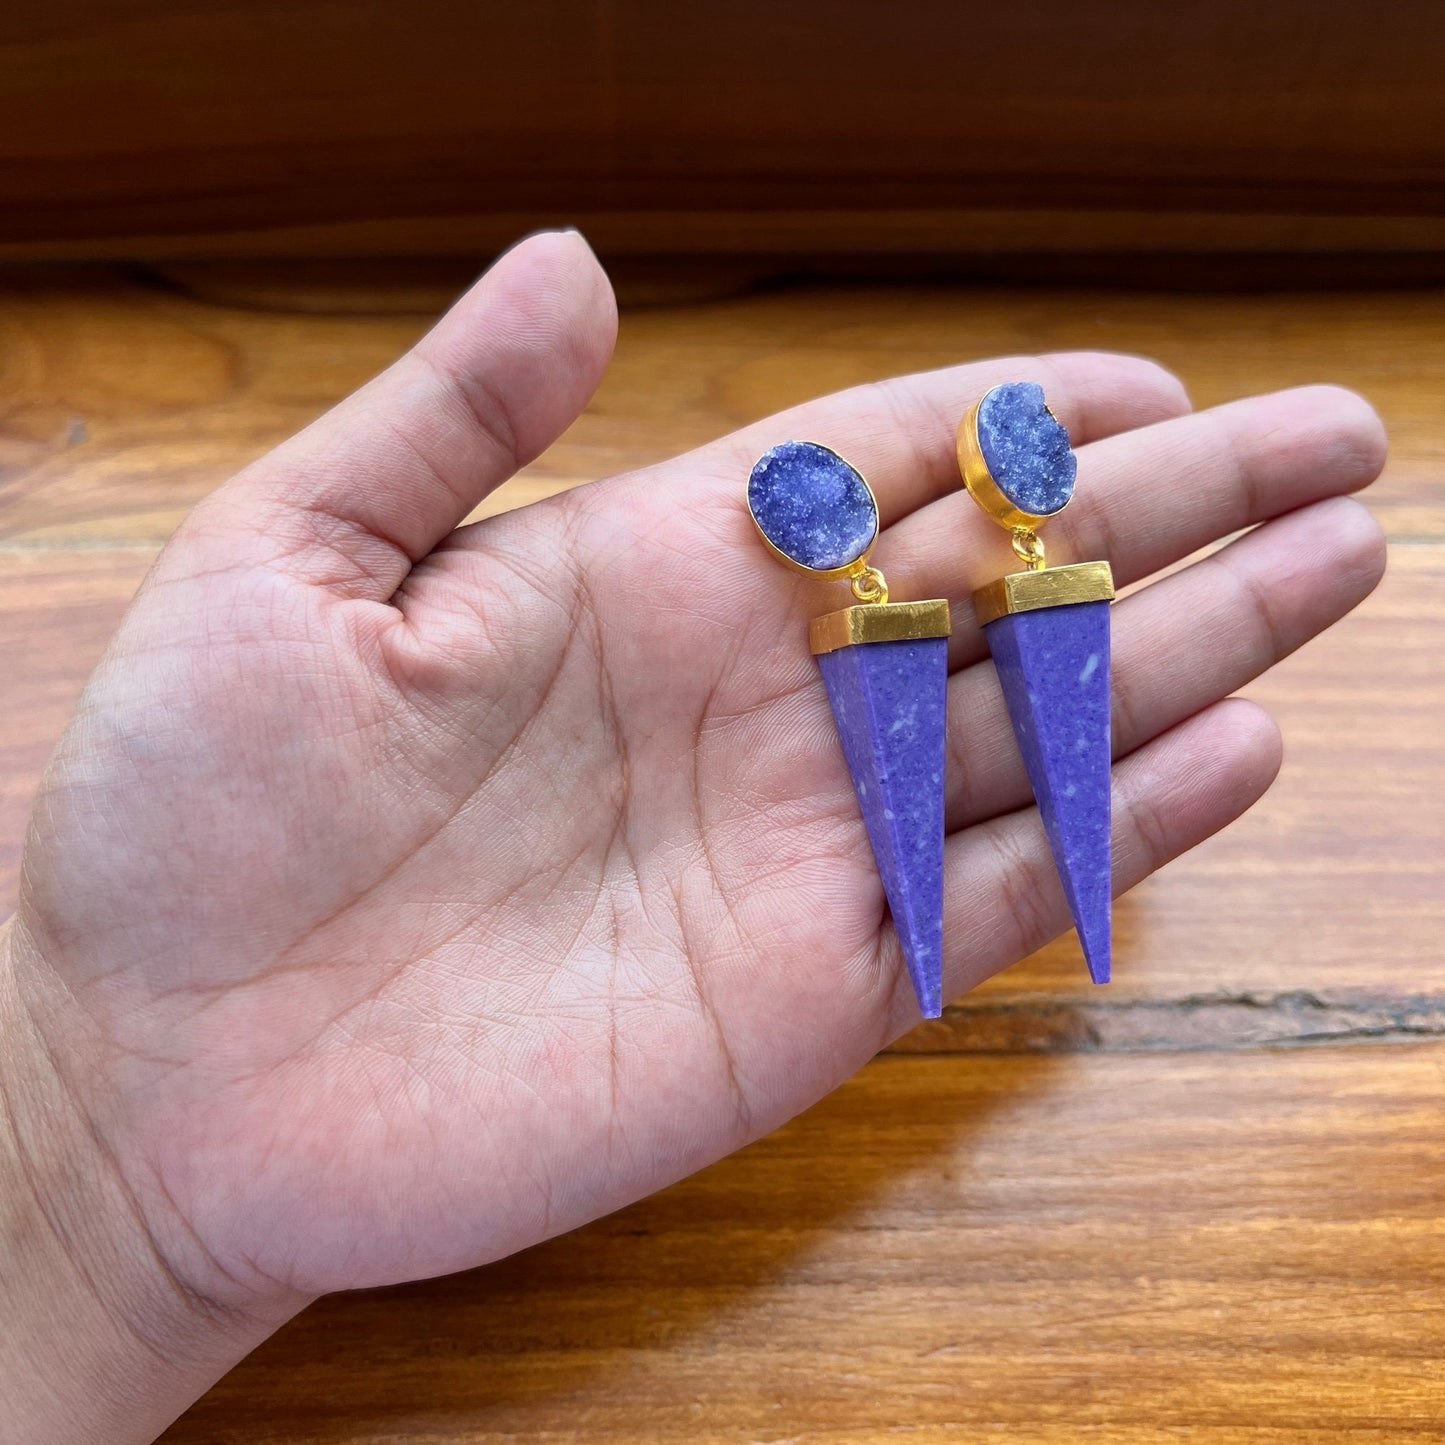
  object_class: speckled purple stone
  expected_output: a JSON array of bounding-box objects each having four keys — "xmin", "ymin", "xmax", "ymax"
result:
[
  {"xmin": 978, "ymin": 382, "xmax": 1077, "ymax": 518},
  {"xmin": 985, "ymin": 601, "xmax": 1112, "ymax": 984},
  {"xmin": 817, "ymin": 636, "xmax": 947, "ymax": 1018},
  {"xmin": 749, "ymin": 441, "xmax": 877, "ymax": 572}
]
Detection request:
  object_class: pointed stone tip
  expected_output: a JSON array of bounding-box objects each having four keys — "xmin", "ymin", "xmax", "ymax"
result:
[
  {"xmin": 1084, "ymin": 939, "xmax": 1112, "ymax": 986},
  {"xmin": 1079, "ymin": 901, "xmax": 1111, "ymax": 985},
  {"xmin": 905, "ymin": 966, "xmax": 943, "ymax": 1019},
  {"xmin": 903, "ymin": 953, "xmax": 943, "ymax": 1019}
]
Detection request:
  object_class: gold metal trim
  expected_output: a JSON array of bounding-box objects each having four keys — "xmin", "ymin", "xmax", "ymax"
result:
[
  {"xmin": 972, "ymin": 561, "xmax": 1115, "ymax": 627},
  {"xmin": 957, "ymin": 390, "xmax": 1071, "ymax": 532},
  {"xmin": 810, "ymin": 598, "xmax": 952, "ymax": 656}
]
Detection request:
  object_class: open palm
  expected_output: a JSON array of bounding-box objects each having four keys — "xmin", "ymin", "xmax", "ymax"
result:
[{"xmin": 8, "ymin": 233, "xmax": 1386, "ymax": 1321}]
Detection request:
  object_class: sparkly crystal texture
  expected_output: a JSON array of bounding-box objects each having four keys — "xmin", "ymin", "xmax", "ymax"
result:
[
  {"xmin": 748, "ymin": 441, "xmax": 878, "ymax": 572},
  {"xmin": 985, "ymin": 601, "xmax": 1112, "ymax": 983},
  {"xmin": 817, "ymin": 635, "xmax": 948, "ymax": 1017},
  {"xmin": 977, "ymin": 381, "xmax": 1077, "ymax": 518}
]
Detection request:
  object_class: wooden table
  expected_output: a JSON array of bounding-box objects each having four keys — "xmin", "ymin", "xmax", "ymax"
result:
[{"xmin": 3, "ymin": 263, "xmax": 1442, "ymax": 1441}]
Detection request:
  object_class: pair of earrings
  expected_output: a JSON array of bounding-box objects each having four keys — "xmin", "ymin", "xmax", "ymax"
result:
[{"xmin": 747, "ymin": 382, "xmax": 1114, "ymax": 1018}]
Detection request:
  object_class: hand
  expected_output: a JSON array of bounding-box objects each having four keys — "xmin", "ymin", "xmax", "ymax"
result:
[{"xmin": 0, "ymin": 232, "xmax": 1387, "ymax": 1440}]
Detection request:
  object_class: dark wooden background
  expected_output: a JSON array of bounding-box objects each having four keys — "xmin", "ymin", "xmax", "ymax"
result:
[{"xmin": 2, "ymin": 0, "xmax": 1444, "ymax": 260}]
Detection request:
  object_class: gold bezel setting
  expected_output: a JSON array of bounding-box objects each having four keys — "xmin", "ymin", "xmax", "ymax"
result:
[
  {"xmin": 957, "ymin": 393, "xmax": 1072, "ymax": 532},
  {"xmin": 809, "ymin": 599, "xmax": 953, "ymax": 656},
  {"xmin": 746, "ymin": 440, "xmax": 881, "ymax": 583}
]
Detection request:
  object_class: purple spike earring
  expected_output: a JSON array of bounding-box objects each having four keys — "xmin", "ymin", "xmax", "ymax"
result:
[
  {"xmin": 958, "ymin": 382, "xmax": 1115, "ymax": 984},
  {"xmin": 748, "ymin": 441, "xmax": 952, "ymax": 1018}
]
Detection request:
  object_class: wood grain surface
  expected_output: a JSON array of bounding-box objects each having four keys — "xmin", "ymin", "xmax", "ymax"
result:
[
  {"xmin": 2, "ymin": 1, "xmax": 1444, "ymax": 258},
  {"xmin": 1, "ymin": 262, "xmax": 1441, "ymax": 1440}
]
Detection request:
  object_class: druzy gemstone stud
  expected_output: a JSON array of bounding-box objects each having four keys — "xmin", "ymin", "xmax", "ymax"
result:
[
  {"xmin": 748, "ymin": 441, "xmax": 878, "ymax": 574},
  {"xmin": 975, "ymin": 381, "xmax": 1077, "ymax": 520},
  {"xmin": 749, "ymin": 441, "xmax": 952, "ymax": 1018}
]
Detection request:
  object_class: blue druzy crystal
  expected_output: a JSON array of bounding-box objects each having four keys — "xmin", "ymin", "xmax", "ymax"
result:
[
  {"xmin": 977, "ymin": 382, "xmax": 1077, "ymax": 517},
  {"xmin": 749, "ymin": 441, "xmax": 878, "ymax": 572}
]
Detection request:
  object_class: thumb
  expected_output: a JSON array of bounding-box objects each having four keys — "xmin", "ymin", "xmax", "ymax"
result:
[{"xmin": 186, "ymin": 230, "xmax": 617, "ymax": 600}]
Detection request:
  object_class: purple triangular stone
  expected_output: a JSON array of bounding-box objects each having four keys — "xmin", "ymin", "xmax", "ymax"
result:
[
  {"xmin": 816, "ymin": 636, "xmax": 947, "ymax": 1017},
  {"xmin": 985, "ymin": 601, "xmax": 1112, "ymax": 984}
]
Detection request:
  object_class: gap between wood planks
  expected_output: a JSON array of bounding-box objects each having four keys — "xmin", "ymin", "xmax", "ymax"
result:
[{"xmin": 899, "ymin": 989, "xmax": 1445, "ymax": 1055}]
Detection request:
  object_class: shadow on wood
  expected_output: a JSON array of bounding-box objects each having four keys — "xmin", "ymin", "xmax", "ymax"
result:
[{"xmin": 163, "ymin": 1052, "xmax": 1063, "ymax": 1442}]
